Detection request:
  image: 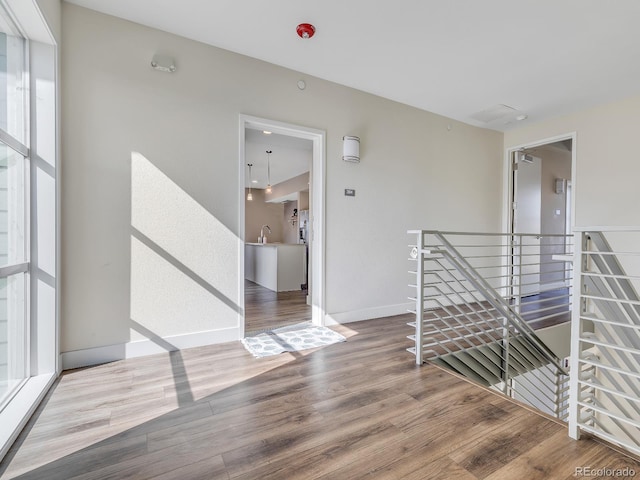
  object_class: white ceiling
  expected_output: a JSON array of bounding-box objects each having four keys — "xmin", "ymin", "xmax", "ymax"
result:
[
  {"xmin": 245, "ymin": 128, "xmax": 311, "ymax": 190},
  {"xmin": 66, "ymin": 0, "xmax": 640, "ymax": 131}
]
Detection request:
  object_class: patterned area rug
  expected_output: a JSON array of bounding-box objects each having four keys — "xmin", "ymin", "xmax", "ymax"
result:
[{"xmin": 241, "ymin": 322, "xmax": 346, "ymax": 358}]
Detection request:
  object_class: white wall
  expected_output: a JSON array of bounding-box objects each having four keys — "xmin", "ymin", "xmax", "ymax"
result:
[
  {"xmin": 61, "ymin": 4, "xmax": 503, "ymax": 362},
  {"xmin": 505, "ymin": 94, "xmax": 640, "ymax": 227}
]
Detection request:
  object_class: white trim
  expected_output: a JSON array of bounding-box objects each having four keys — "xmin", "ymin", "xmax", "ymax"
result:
[
  {"xmin": 0, "ymin": 372, "xmax": 56, "ymax": 462},
  {"xmin": 238, "ymin": 122, "xmax": 246, "ymax": 338},
  {"xmin": 503, "ymin": 132, "xmax": 578, "ymax": 236},
  {"xmin": 324, "ymin": 303, "xmax": 413, "ymax": 326},
  {"xmin": 238, "ymin": 115, "xmax": 326, "ymax": 333},
  {"xmin": 60, "ymin": 327, "xmax": 239, "ymax": 370},
  {"xmin": 3, "ymin": 0, "xmax": 55, "ymax": 44}
]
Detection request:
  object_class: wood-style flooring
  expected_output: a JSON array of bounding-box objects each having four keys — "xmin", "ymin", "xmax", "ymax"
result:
[
  {"xmin": 1, "ymin": 315, "xmax": 638, "ymax": 479},
  {"xmin": 244, "ymin": 280, "xmax": 311, "ymax": 333},
  {"xmin": 520, "ymin": 288, "xmax": 572, "ymax": 330}
]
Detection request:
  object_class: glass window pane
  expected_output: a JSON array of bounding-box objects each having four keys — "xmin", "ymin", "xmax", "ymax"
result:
[
  {"xmin": 0, "ymin": 141, "xmax": 25, "ymax": 267},
  {"xmin": 0, "ymin": 7, "xmax": 26, "ymax": 144},
  {"xmin": 0, "ymin": 273, "xmax": 26, "ymax": 409}
]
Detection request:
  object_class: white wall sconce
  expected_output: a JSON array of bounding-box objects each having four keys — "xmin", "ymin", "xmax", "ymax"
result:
[
  {"xmin": 343, "ymin": 136, "xmax": 360, "ymax": 163},
  {"xmin": 151, "ymin": 54, "xmax": 176, "ymax": 73}
]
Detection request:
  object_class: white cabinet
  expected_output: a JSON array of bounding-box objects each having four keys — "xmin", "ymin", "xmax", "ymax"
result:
[{"xmin": 245, "ymin": 243, "xmax": 305, "ymax": 292}]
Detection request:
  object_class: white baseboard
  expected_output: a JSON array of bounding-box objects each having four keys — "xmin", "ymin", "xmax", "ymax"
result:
[
  {"xmin": 61, "ymin": 327, "xmax": 239, "ymax": 370},
  {"xmin": 324, "ymin": 303, "xmax": 412, "ymax": 326}
]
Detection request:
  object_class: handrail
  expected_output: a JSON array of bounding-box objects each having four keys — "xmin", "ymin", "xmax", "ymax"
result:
[
  {"xmin": 435, "ymin": 233, "xmax": 568, "ymax": 374},
  {"xmin": 569, "ymin": 228, "xmax": 640, "ymax": 455},
  {"xmin": 409, "ymin": 229, "xmax": 572, "ymax": 420}
]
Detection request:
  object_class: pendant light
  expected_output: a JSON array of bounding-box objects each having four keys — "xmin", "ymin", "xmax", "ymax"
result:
[
  {"xmin": 247, "ymin": 163, "xmax": 253, "ymax": 201},
  {"xmin": 265, "ymin": 150, "xmax": 272, "ymax": 194}
]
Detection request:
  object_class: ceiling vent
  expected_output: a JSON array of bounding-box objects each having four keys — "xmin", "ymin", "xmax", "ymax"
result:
[{"xmin": 469, "ymin": 104, "xmax": 517, "ymax": 123}]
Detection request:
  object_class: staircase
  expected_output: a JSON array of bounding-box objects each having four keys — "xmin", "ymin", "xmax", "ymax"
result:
[{"xmin": 408, "ymin": 230, "xmax": 572, "ymax": 420}]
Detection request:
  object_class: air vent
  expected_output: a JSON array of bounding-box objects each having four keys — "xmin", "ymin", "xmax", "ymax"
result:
[{"xmin": 470, "ymin": 104, "xmax": 517, "ymax": 123}]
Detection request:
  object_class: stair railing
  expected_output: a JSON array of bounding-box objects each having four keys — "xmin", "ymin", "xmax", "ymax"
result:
[
  {"xmin": 569, "ymin": 227, "xmax": 640, "ymax": 456},
  {"xmin": 409, "ymin": 230, "xmax": 572, "ymax": 420}
]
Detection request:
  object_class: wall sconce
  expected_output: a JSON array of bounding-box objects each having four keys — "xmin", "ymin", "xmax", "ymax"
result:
[
  {"xmin": 247, "ymin": 164, "xmax": 253, "ymax": 201},
  {"xmin": 343, "ymin": 136, "xmax": 360, "ymax": 163},
  {"xmin": 151, "ymin": 54, "xmax": 176, "ymax": 73}
]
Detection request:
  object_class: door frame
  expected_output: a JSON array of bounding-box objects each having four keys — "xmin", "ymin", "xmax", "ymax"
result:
[
  {"xmin": 503, "ymin": 132, "xmax": 577, "ymax": 237},
  {"xmin": 503, "ymin": 133, "xmax": 577, "ymax": 299},
  {"xmin": 238, "ymin": 115, "xmax": 326, "ymax": 338}
]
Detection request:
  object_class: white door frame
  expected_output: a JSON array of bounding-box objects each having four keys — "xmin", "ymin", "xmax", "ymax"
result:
[
  {"xmin": 238, "ymin": 115, "xmax": 326, "ymax": 337},
  {"xmin": 503, "ymin": 132, "xmax": 578, "ymax": 236}
]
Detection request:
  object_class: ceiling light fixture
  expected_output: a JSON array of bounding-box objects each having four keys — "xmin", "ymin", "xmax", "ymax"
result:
[
  {"xmin": 263, "ymin": 130, "xmax": 272, "ymax": 135},
  {"xmin": 265, "ymin": 150, "xmax": 272, "ymax": 194},
  {"xmin": 247, "ymin": 164, "xmax": 253, "ymax": 201},
  {"xmin": 296, "ymin": 23, "xmax": 316, "ymax": 39}
]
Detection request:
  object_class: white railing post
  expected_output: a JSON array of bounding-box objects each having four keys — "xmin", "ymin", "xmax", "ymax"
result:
[
  {"xmin": 415, "ymin": 230, "xmax": 425, "ymax": 365},
  {"xmin": 514, "ymin": 234, "xmax": 523, "ymax": 316},
  {"xmin": 568, "ymin": 230, "xmax": 586, "ymax": 440}
]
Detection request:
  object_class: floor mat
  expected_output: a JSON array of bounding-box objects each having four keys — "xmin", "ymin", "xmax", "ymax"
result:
[{"xmin": 241, "ymin": 322, "xmax": 346, "ymax": 358}]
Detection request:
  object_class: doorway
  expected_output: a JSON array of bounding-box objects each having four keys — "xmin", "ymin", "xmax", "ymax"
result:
[
  {"xmin": 506, "ymin": 134, "xmax": 576, "ymax": 328},
  {"xmin": 238, "ymin": 116, "xmax": 325, "ymax": 337}
]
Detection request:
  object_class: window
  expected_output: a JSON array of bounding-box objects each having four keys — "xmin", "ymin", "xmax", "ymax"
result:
[
  {"xmin": 0, "ymin": 9, "xmax": 28, "ymax": 411},
  {"xmin": 0, "ymin": 0, "xmax": 57, "ymax": 460}
]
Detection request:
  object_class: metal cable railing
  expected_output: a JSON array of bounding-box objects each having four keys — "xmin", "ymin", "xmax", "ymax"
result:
[
  {"xmin": 408, "ymin": 230, "xmax": 573, "ymax": 420},
  {"xmin": 569, "ymin": 228, "xmax": 640, "ymax": 455}
]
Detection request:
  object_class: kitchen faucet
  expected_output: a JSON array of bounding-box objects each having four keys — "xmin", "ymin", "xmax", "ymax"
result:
[{"xmin": 260, "ymin": 225, "xmax": 271, "ymax": 243}]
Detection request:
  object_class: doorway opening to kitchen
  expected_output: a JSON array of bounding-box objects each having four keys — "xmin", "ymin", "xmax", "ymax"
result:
[{"xmin": 239, "ymin": 116, "xmax": 325, "ymax": 336}]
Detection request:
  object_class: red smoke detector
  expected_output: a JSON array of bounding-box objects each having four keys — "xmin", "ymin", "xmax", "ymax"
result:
[{"xmin": 296, "ymin": 23, "xmax": 316, "ymax": 39}]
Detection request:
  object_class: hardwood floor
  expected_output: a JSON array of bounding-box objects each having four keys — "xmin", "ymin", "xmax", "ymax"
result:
[
  {"xmin": 1, "ymin": 315, "xmax": 638, "ymax": 479},
  {"xmin": 244, "ymin": 280, "xmax": 311, "ymax": 333},
  {"xmin": 520, "ymin": 288, "xmax": 572, "ymax": 329}
]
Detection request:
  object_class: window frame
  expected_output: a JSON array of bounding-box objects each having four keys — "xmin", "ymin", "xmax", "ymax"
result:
[{"xmin": 0, "ymin": 16, "xmax": 31, "ymax": 413}]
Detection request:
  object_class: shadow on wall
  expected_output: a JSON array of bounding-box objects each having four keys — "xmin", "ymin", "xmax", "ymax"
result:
[{"xmin": 129, "ymin": 152, "xmax": 242, "ymax": 344}]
